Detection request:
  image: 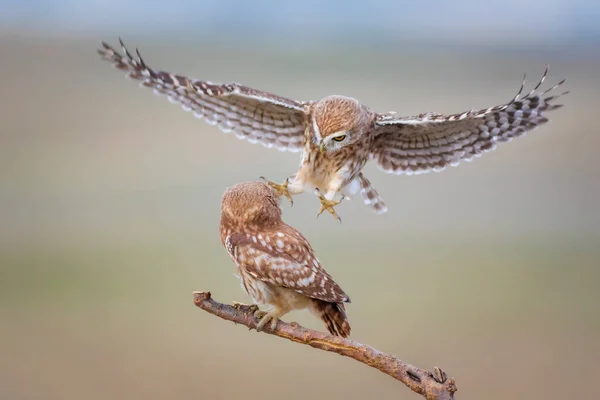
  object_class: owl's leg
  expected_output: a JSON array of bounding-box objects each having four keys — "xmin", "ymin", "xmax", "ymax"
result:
[
  {"xmin": 314, "ymin": 188, "xmax": 345, "ymax": 223},
  {"xmin": 259, "ymin": 176, "xmax": 295, "ymax": 206},
  {"xmin": 341, "ymin": 177, "xmax": 361, "ymax": 201},
  {"xmin": 255, "ymin": 306, "xmax": 288, "ymax": 332}
]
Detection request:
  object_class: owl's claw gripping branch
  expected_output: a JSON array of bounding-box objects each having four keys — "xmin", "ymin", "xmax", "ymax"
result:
[
  {"xmin": 259, "ymin": 177, "xmax": 294, "ymax": 206},
  {"xmin": 193, "ymin": 291, "xmax": 458, "ymax": 400},
  {"xmin": 232, "ymin": 301, "xmax": 258, "ymax": 312},
  {"xmin": 255, "ymin": 309, "xmax": 280, "ymax": 332},
  {"xmin": 314, "ymin": 189, "xmax": 344, "ymax": 223}
]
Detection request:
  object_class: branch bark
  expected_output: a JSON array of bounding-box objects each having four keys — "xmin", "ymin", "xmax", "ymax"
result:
[{"xmin": 193, "ymin": 291, "xmax": 457, "ymax": 400}]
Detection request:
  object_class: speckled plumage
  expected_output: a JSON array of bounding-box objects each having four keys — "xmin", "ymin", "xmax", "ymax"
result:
[
  {"xmin": 99, "ymin": 39, "xmax": 568, "ymax": 217},
  {"xmin": 219, "ymin": 181, "xmax": 351, "ymax": 337}
]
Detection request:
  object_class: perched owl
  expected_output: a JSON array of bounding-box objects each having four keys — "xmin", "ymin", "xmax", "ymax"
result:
[
  {"xmin": 99, "ymin": 39, "xmax": 568, "ymax": 221},
  {"xmin": 219, "ymin": 181, "xmax": 351, "ymax": 337}
]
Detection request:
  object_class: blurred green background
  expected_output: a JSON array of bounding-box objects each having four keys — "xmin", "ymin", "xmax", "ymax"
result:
[{"xmin": 1, "ymin": 3, "xmax": 599, "ymax": 399}]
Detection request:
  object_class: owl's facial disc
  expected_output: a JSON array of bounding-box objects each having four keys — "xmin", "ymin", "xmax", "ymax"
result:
[{"xmin": 321, "ymin": 132, "xmax": 349, "ymax": 153}]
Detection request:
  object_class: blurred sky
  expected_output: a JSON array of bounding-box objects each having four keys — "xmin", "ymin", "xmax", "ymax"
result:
[{"xmin": 2, "ymin": 0, "xmax": 599, "ymax": 47}]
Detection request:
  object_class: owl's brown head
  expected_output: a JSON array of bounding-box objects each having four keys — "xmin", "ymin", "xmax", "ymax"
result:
[
  {"xmin": 311, "ymin": 95, "xmax": 374, "ymax": 153},
  {"xmin": 220, "ymin": 181, "xmax": 282, "ymax": 230}
]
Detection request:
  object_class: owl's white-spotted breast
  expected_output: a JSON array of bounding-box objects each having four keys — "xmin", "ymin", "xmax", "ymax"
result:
[
  {"xmin": 99, "ymin": 39, "xmax": 568, "ymax": 221},
  {"xmin": 219, "ymin": 181, "xmax": 351, "ymax": 336}
]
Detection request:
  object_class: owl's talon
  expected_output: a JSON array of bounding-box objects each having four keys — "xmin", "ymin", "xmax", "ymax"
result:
[
  {"xmin": 260, "ymin": 177, "xmax": 294, "ymax": 206},
  {"xmin": 253, "ymin": 309, "xmax": 267, "ymax": 320},
  {"xmin": 314, "ymin": 188, "xmax": 344, "ymax": 222},
  {"xmin": 255, "ymin": 310, "xmax": 279, "ymax": 332},
  {"xmin": 232, "ymin": 302, "xmax": 258, "ymax": 313}
]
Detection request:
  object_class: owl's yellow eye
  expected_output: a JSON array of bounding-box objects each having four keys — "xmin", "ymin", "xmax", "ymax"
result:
[{"xmin": 332, "ymin": 135, "xmax": 346, "ymax": 142}]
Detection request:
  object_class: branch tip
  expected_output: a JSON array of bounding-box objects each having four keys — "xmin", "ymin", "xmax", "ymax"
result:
[{"xmin": 192, "ymin": 291, "xmax": 211, "ymax": 303}]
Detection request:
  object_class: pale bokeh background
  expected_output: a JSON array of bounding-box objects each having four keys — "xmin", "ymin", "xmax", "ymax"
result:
[{"xmin": 1, "ymin": 2, "xmax": 599, "ymax": 399}]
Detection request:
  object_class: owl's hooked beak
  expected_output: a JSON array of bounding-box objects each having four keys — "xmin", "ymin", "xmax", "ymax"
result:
[{"xmin": 319, "ymin": 141, "xmax": 325, "ymax": 154}]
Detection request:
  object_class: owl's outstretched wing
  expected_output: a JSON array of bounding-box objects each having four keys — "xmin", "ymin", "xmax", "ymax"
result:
[
  {"xmin": 98, "ymin": 39, "xmax": 308, "ymax": 152},
  {"xmin": 370, "ymin": 66, "xmax": 568, "ymax": 175},
  {"xmin": 225, "ymin": 230, "xmax": 350, "ymax": 304}
]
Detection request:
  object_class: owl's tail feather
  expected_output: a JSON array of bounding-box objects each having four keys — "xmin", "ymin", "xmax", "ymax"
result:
[
  {"xmin": 312, "ymin": 300, "xmax": 351, "ymax": 338},
  {"xmin": 358, "ymin": 173, "xmax": 388, "ymax": 214}
]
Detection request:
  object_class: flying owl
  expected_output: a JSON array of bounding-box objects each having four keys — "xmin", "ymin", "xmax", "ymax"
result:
[
  {"xmin": 220, "ymin": 181, "xmax": 351, "ymax": 337},
  {"xmin": 98, "ymin": 39, "xmax": 568, "ymax": 222}
]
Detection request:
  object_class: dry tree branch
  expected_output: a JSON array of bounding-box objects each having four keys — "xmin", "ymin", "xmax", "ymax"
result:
[{"xmin": 193, "ymin": 291, "xmax": 457, "ymax": 400}]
